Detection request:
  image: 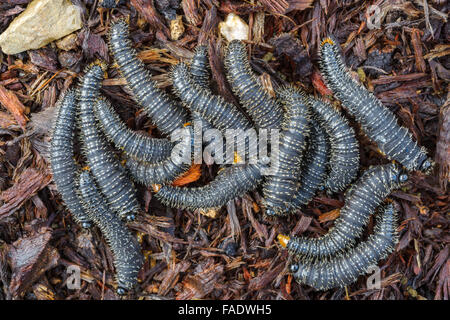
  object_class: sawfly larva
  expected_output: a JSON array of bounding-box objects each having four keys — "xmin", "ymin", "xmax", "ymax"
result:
[
  {"xmin": 263, "ymin": 87, "xmax": 310, "ymax": 216},
  {"xmin": 306, "ymin": 95, "xmax": 359, "ymax": 193},
  {"xmin": 319, "ymin": 37, "xmax": 432, "ymax": 173},
  {"xmin": 279, "ymin": 163, "xmax": 407, "ymax": 259},
  {"xmin": 93, "ymin": 98, "xmax": 173, "ymax": 162},
  {"xmin": 78, "ymin": 63, "xmax": 140, "ymax": 221},
  {"xmin": 109, "ymin": 20, "xmax": 189, "ymax": 136},
  {"xmin": 50, "ymin": 90, "xmax": 91, "ymax": 228},
  {"xmin": 291, "ymin": 121, "xmax": 330, "ymax": 208},
  {"xmin": 78, "ymin": 171, "xmax": 143, "ymax": 295},
  {"xmin": 224, "ymin": 40, "xmax": 283, "ymax": 129},
  {"xmin": 288, "ymin": 203, "xmax": 398, "ymax": 290}
]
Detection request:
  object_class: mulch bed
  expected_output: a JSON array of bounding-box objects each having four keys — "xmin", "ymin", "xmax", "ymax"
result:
[{"xmin": 0, "ymin": 0, "xmax": 448, "ymax": 300}]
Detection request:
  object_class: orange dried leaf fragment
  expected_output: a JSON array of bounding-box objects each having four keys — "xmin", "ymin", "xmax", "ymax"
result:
[{"xmin": 0, "ymin": 85, "xmax": 28, "ymax": 129}]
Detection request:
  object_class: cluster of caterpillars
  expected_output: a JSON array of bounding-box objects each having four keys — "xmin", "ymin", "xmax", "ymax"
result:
[{"xmin": 50, "ymin": 19, "xmax": 433, "ymax": 295}]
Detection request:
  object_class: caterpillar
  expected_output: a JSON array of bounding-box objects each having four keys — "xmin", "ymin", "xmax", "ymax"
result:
[
  {"xmin": 224, "ymin": 40, "xmax": 283, "ymax": 129},
  {"xmin": 319, "ymin": 37, "xmax": 433, "ymax": 173},
  {"xmin": 109, "ymin": 20, "xmax": 189, "ymax": 136},
  {"xmin": 289, "ymin": 203, "xmax": 398, "ymax": 290},
  {"xmin": 93, "ymin": 98, "xmax": 173, "ymax": 163},
  {"xmin": 305, "ymin": 95, "xmax": 359, "ymax": 193},
  {"xmin": 77, "ymin": 171, "xmax": 143, "ymax": 295},
  {"xmin": 78, "ymin": 63, "xmax": 140, "ymax": 221},
  {"xmin": 278, "ymin": 163, "xmax": 408, "ymax": 259},
  {"xmin": 171, "ymin": 62, "xmax": 252, "ymax": 132},
  {"xmin": 291, "ymin": 120, "xmax": 330, "ymax": 208},
  {"xmin": 190, "ymin": 45, "xmax": 210, "ymax": 89},
  {"xmin": 154, "ymin": 163, "xmax": 264, "ymax": 210},
  {"xmin": 124, "ymin": 148, "xmax": 192, "ymax": 186},
  {"xmin": 263, "ymin": 87, "xmax": 310, "ymax": 216},
  {"xmin": 50, "ymin": 90, "xmax": 91, "ymax": 228}
]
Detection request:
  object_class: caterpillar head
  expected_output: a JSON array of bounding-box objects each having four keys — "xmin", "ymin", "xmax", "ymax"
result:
[
  {"xmin": 393, "ymin": 167, "xmax": 409, "ymax": 184},
  {"xmin": 81, "ymin": 221, "xmax": 92, "ymax": 229},
  {"xmin": 419, "ymin": 157, "xmax": 434, "ymax": 174},
  {"xmin": 116, "ymin": 287, "xmax": 127, "ymax": 296},
  {"xmin": 290, "ymin": 263, "xmax": 299, "ymax": 273}
]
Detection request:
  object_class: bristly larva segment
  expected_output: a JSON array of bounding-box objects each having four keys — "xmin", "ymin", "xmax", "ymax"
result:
[
  {"xmin": 306, "ymin": 95, "xmax": 359, "ymax": 193},
  {"xmin": 263, "ymin": 87, "xmax": 310, "ymax": 216},
  {"xmin": 291, "ymin": 121, "xmax": 329, "ymax": 208},
  {"xmin": 279, "ymin": 163, "xmax": 408, "ymax": 259},
  {"xmin": 154, "ymin": 164, "xmax": 264, "ymax": 210},
  {"xmin": 190, "ymin": 45, "xmax": 210, "ymax": 89},
  {"xmin": 224, "ymin": 40, "xmax": 283, "ymax": 129},
  {"xmin": 77, "ymin": 171, "xmax": 143, "ymax": 295},
  {"xmin": 289, "ymin": 203, "xmax": 398, "ymax": 290},
  {"xmin": 93, "ymin": 98, "xmax": 173, "ymax": 162},
  {"xmin": 78, "ymin": 63, "xmax": 140, "ymax": 221},
  {"xmin": 50, "ymin": 90, "xmax": 91, "ymax": 228},
  {"xmin": 109, "ymin": 20, "xmax": 189, "ymax": 136},
  {"xmin": 171, "ymin": 62, "xmax": 252, "ymax": 132},
  {"xmin": 319, "ymin": 37, "xmax": 433, "ymax": 173},
  {"xmin": 125, "ymin": 151, "xmax": 191, "ymax": 185}
]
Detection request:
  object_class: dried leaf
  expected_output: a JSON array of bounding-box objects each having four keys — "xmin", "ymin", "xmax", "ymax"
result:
[
  {"xmin": 0, "ymin": 85, "xmax": 28, "ymax": 129},
  {"xmin": 7, "ymin": 229, "xmax": 59, "ymax": 298}
]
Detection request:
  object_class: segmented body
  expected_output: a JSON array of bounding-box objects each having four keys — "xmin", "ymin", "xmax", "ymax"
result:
[
  {"xmin": 306, "ymin": 95, "xmax": 359, "ymax": 192},
  {"xmin": 109, "ymin": 20, "xmax": 189, "ymax": 136},
  {"xmin": 125, "ymin": 154, "xmax": 191, "ymax": 185},
  {"xmin": 93, "ymin": 98, "xmax": 173, "ymax": 162},
  {"xmin": 319, "ymin": 38, "xmax": 431, "ymax": 172},
  {"xmin": 290, "ymin": 204, "xmax": 398, "ymax": 290},
  {"xmin": 78, "ymin": 171, "xmax": 143, "ymax": 295},
  {"xmin": 78, "ymin": 64, "xmax": 140, "ymax": 221},
  {"xmin": 284, "ymin": 163, "xmax": 407, "ymax": 259},
  {"xmin": 190, "ymin": 45, "xmax": 210, "ymax": 88},
  {"xmin": 224, "ymin": 40, "xmax": 283, "ymax": 129},
  {"xmin": 263, "ymin": 87, "xmax": 310, "ymax": 216},
  {"xmin": 155, "ymin": 164, "xmax": 264, "ymax": 210},
  {"xmin": 50, "ymin": 90, "xmax": 91, "ymax": 228},
  {"xmin": 291, "ymin": 121, "xmax": 329, "ymax": 208},
  {"xmin": 172, "ymin": 62, "xmax": 252, "ymax": 132}
]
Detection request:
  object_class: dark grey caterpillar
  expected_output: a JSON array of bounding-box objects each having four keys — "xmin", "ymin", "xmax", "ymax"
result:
[
  {"xmin": 78, "ymin": 63, "xmax": 140, "ymax": 221},
  {"xmin": 77, "ymin": 171, "xmax": 144, "ymax": 295},
  {"xmin": 305, "ymin": 95, "xmax": 359, "ymax": 193},
  {"xmin": 291, "ymin": 120, "xmax": 329, "ymax": 208},
  {"xmin": 124, "ymin": 146, "xmax": 192, "ymax": 186},
  {"xmin": 154, "ymin": 164, "xmax": 264, "ymax": 210},
  {"xmin": 171, "ymin": 62, "xmax": 252, "ymax": 132},
  {"xmin": 190, "ymin": 45, "xmax": 210, "ymax": 89},
  {"xmin": 263, "ymin": 87, "xmax": 310, "ymax": 216},
  {"xmin": 319, "ymin": 37, "xmax": 432, "ymax": 173},
  {"xmin": 93, "ymin": 98, "xmax": 173, "ymax": 163},
  {"xmin": 189, "ymin": 45, "xmax": 215, "ymax": 133},
  {"xmin": 288, "ymin": 203, "xmax": 398, "ymax": 290},
  {"xmin": 50, "ymin": 90, "xmax": 91, "ymax": 228},
  {"xmin": 109, "ymin": 20, "xmax": 189, "ymax": 136},
  {"xmin": 224, "ymin": 40, "xmax": 283, "ymax": 129},
  {"xmin": 278, "ymin": 163, "xmax": 408, "ymax": 259}
]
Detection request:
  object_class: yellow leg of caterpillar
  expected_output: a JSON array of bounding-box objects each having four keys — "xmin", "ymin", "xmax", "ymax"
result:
[{"xmin": 345, "ymin": 286, "xmax": 350, "ymax": 300}]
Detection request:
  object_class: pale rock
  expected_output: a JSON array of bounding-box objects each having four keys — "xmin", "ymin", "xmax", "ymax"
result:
[
  {"xmin": 0, "ymin": 0, "xmax": 83, "ymax": 55},
  {"xmin": 219, "ymin": 13, "xmax": 249, "ymax": 42}
]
